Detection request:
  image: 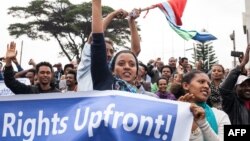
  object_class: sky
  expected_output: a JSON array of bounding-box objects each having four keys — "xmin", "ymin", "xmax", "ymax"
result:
[{"xmin": 0, "ymin": 0, "xmax": 247, "ymax": 70}]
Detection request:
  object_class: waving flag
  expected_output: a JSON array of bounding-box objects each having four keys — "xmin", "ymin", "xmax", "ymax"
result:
[{"xmin": 156, "ymin": 0, "xmax": 217, "ymax": 43}]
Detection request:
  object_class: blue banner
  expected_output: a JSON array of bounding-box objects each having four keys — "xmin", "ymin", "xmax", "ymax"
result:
[{"xmin": 0, "ymin": 90, "xmax": 193, "ymax": 141}]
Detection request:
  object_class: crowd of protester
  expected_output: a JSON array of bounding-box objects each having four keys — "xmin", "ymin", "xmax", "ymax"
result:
[{"xmin": 1, "ymin": 0, "xmax": 250, "ymax": 140}]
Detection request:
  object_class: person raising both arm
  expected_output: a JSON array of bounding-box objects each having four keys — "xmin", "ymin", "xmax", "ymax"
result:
[
  {"xmin": 77, "ymin": 5, "xmax": 141, "ymax": 91},
  {"xmin": 4, "ymin": 41, "xmax": 60, "ymax": 94},
  {"xmin": 91, "ymin": 0, "xmax": 139, "ymax": 93}
]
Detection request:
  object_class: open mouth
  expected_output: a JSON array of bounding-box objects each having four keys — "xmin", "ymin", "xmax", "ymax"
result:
[
  {"xmin": 201, "ymin": 91, "xmax": 208, "ymax": 97},
  {"xmin": 123, "ymin": 72, "xmax": 131, "ymax": 77}
]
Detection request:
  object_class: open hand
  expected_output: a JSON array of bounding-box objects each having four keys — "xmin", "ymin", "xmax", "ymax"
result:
[{"xmin": 6, "ymin": 41, "xmax": 17, "ymax": 60}]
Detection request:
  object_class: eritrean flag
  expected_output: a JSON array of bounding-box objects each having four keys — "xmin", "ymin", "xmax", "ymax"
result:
[{"xmin": 157, "ymin": 0, "xmax": 217, "ymax": 43}]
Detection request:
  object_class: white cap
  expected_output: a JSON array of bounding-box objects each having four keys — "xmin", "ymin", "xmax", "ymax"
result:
[{"xmin": 235, "ymin": 75, "xmax": 250, "ymax": 86}]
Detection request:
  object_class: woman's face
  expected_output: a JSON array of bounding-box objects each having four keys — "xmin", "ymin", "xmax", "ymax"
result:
[
  {"xmin": 183, "ymin": 73, "xmax": 211, "ymax": 102},
  {"xmin": 158, "ymin": 79, "xmax": 167, "ymax": 92},
  {"xmin": 211, "ymin": 65, "xmax": 224, "ymax": 80},
  {"xmin": 114, "ymin": 53, "xmax": 137, "ymax": 84}
]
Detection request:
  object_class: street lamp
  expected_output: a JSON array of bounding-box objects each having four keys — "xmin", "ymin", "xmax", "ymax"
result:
[{"xmin": 230, "ymin": 30, "xmax": 236, "ymax": 67}]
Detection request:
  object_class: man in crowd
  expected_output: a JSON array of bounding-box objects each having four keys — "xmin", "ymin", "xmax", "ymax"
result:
[
  {"xmin": 147, "ymin": 58, "xmax": 164, "ymax": 84},
  {"xmin": 220, "ymin": 45, "xmax": 250, "ymax": 124},
  {"xmin": 53, "ymin": 62, "xmax": 64, "ymax": 88},
  {"xmin": 65, "ymin": 69, "xmax": 77, "ymax": 92},
  {"xmin": 4, "ymin": 41, "xmax": 60, "ymax": 94},
  {"xmin": 168, "ymin": 57, "xmax": 177, "ymax": 74},
  {"xmin": 179, "ymin": 57, "xmax": 189, "ymax": 73}
]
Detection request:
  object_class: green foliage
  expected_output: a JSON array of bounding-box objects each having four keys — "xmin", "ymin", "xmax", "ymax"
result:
[
  {"xmin": 7, "ymin": 0, "xmax": 135, "ymax": 62},
  {"xmin": 191, "ymin": 41, "xmax": 218, "ymax": 71}
]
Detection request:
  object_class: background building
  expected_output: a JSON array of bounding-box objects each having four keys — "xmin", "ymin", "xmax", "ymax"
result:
[{"xmin": 243, "ymin": 0, "xmax": 250, "ymax": 68}]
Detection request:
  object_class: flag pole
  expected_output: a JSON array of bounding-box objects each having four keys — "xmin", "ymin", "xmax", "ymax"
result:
[{"xmin": 19, "ymin": 40, "xmax": 23, "ymax": 66}]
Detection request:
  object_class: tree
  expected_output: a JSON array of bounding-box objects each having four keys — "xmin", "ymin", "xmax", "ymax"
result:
[
  {"xmin": 193, "ymin": 41, "xmax": 218, "ymax": 71},
  {"xmin": 7, "ymin": 0, "xmax": 135, "ymax": 62},
  {"xmin": 190, "ymin": 30, "xmax": 218, "ymax": 71}
]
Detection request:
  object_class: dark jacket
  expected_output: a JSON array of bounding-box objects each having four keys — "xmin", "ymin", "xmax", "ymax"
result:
[
  {"xmin": 4, "ymin": 65, "xmax": 60, "ymax": 94},
  {"xmin": 91, "ymin": 33, "xmax": 115, "ymax": 90},
  {"xmin": 219, "ymin": 65, "xmax": 250, "ymax": 124},
  {"xmin": 147, "ymin": 64, "xmax": 161, "ymax": 84}
]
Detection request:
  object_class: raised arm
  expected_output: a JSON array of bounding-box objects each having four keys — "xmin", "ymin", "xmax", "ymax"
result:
[
  {"xmin": 92, "ymin": 0, "xmax": 103, "ymax": 33},
  {"xmin": 28, "ymin": 58, "xmax": 36, "ymax": 68},
  {"xmin": 14, "ymin": 59, "xmax": 36, "ymax": 78},
  {"xmin": 101, "ymin": 8, "xmax": 141, "ymax": 56},
  {"xmin": 239, "ymin": 45, "xmax": 250, "ymax": 70},
  {"xmin": 86, "ymin": 9, "xmax": 128, "ymax": 44},
  {"xmin": 220, "ymin": 45, "xmax": 250, "ymax": 90},
  {"xmin": 103, "ymin": 9, "xmax": 128, "ymax": 31},
  {"xmin": 4, "ymin": 41, "xmax": 33, "ymax": 94},
  {"xmin": 77, "ymin": 0, "xmax": 105, "ymax": 91},
  {"xmin": 5, "ymin": 42, "xmax": 16, "ymax": 67},
  {"xmin": 91, "ymin": 0, "xmax": 114, "ymax": 90},
  {"xmin": 128, "ymin": 8, "xmax": 141, "ymax": 56}
]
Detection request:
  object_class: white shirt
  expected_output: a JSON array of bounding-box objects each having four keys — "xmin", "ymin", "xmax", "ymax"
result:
[{"xmin": 190, "ymin": 108, "xmax": 231, "ymax": 141}]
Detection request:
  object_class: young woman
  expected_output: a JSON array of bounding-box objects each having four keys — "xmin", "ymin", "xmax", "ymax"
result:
[
  {"xmin": 91, "ymin": 0, "xmax": 144, "ymax": 94},
  {"xmin": 179, "ymin": 70, "xmax": 231, "ymax": 141},
  {"xmin": 207, "ymin": 64, "xmax": 225, "ymax": 109},
  {"xmin": 155, "ymin": 77, "xmax": 176, "ymax": 100}
]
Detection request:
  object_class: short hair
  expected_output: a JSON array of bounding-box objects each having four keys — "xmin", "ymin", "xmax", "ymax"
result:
[
  {"xmin": 67, "ymin": 69, "xmax": 77, "ymax": 84},
  {"xmin": 168, "ymin": 57, "xmax": 177, "ymax": 61},
  {"xmin": 139, "ymin": 61, "xmax": 148, "ymax": 72},
  {"xmin": 105, "ymin": 37, "xmax": 114, "ymax": 47},
  {"xmin": 181, "ymin": 57, "xmax": 188, "ymax": 63},
  {"xmin": 64, "ymin": 64, "xmax": 74, "ymax": 72},
  {"xmin": 27, "ymin": 68, "xmax": 36, "ymax": 75},
  {"xmin": 170, "ymin": 83, "xmax": 184, "ymax": 99},
  {"xmin": 156, "ymin": 77, "xmax": 168, "ymax": 86},
  {"xmin": 160, "ymin": 65, "xmax": 173, "ymax": 74},
  {"xmin": 35, "ymin": 62, "xmax": 53, "ymax": 74}
]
